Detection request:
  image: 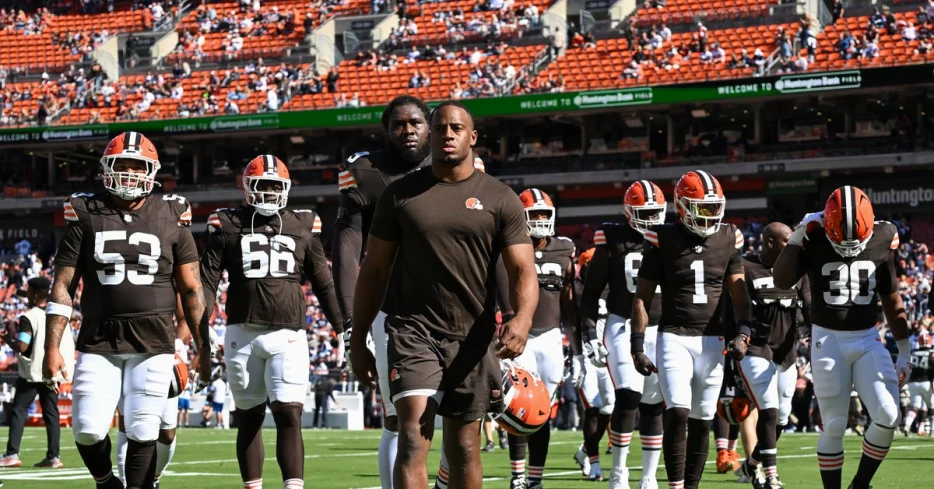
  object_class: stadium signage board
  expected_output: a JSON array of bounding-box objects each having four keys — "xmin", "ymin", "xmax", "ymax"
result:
[{"xmin": 0, "ymin": 65, "xmax": 930, "ymax": 143}]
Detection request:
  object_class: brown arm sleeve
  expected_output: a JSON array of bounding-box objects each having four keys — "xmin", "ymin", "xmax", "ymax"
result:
[{"xmin": 305, "ymin": 235, "xmax": 345, "ymax": 332}]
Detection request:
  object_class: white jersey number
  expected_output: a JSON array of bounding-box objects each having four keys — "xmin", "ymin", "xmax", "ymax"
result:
[
  {"xmin": 821, "ymin": 260, "xmax": 876, "ymax": 306},
  {"xmin": 535, "ymin": 262, "xmax": 563, "ymax": 276},
  {"xmin": 690, "ymin": 260, "xmax": 708, "ymax": 304},
  {"xmin": 241, "ymin": 235, "xmax": 297, "ymax": 278},
  {"xmin": 94, "ymin": 231, "xmax": 161, "ymax": 286},
  {"xmin": 625, "ymin": 252, "xmax": 642, "ymax": 294}
]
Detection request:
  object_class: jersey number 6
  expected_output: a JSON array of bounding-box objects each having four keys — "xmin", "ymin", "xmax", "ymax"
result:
[{"xmin": 241, "ymin": 235, "xmax": 297, "ymax": 278}]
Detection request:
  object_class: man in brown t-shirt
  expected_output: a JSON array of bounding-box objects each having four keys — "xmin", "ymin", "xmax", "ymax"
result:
[{"xmin": 350, "ymin": 101, "xmax": 538, "ymax": 489}]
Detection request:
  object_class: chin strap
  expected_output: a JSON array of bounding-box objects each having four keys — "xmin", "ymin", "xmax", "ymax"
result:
[{"xmin": 249, "ymin": 207, "xmax": 284, "ymax": 238}]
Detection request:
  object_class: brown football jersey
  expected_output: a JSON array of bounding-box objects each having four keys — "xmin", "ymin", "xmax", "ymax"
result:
[
  {"xmin": 639, "ymin": 222, "xmax": 744, "ymax": 336},
  {"xmin": 369, "ymin": 169, "xmax": 531, "ymax": 341},
  {"xmin": 200, "ymin": 206, "xmax": 343, "ymax": 330},
  {"xmin": 793, "ymin": 221, "xmax": 899, "ymax": 332},
  {"xmin": 582, "ymin": 222, "xmax": 662, "ymax": 327},
  {"xmin": 741, "ymin": 254, "xmax": 810, "ymax": 368},
  {"xmin": 531, "ymin": 236, "xmax": 576, "ymax": 333},
  {"xmin": 54, "ymin": 192, "xmax": 198, "ymax": 354},
  {"xmin": 333, "ymin": 150, "xmax": 430, "ymax": 319}
]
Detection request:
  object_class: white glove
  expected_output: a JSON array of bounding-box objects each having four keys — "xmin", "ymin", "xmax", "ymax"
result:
[
  {"xmin": 583, "ymin": 339, "xmax": 608, "ymax": 368},
  {"xmin": 341, "ymin": 328, "xmax": 353, "ymax": 369},
  {"xmin": 896, "ymin": 339, "xmax": 912, "ymax": 386},
  {"xmin": 572, "ymin": 354, "xmax": 586, "ymax": 388},
  {"xmin": 207, "ymin": 327, "xmax": 220, "ymax": 359},
  {"xmin": 790, "ymin": 212, "xmax": 824, "ymax": 246}
]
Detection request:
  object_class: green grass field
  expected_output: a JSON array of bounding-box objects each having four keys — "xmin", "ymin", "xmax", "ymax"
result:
[{"xmin": 1, "ymin": 428, "xmax": 932, "ymax": 488}]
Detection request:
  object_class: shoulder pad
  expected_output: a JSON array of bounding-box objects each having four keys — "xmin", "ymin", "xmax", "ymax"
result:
[
  {"xmin": 291, "ymin": 209, "xmax": 323, "ymax": 235},
  {"xmin": 733, "ymin": 225, "xmax": 744, "ymax": 250},
  {"xmin": 207, "ymin": 208, "xmax": 234, "ymax": 233},
  {"xmin": 162, "ymin": 194, "xmax": 192, "ymax": 227},
  {"xmin": 62, "ymin": 192, "xmax": 93, "ymax": 222},
  {"xmin": 556, "ymin": 236, "xmax": 576, "ymax": 256},
  {"xmin": 874, "ymin": 221, "xmax": 900, "ymax": 250}
]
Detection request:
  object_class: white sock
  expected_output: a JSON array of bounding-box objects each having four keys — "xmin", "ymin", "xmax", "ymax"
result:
[
  {"xmin": 610, "ymin": 431, "xmax": 631, "ymax": 472},
  {"xmin": 905, "ymin": 411, "xmax": 918, "ymax": 432},
  {"xmin": 641, "ymin": 434, "xmax": 663, "ymax": 480},
  {"xmin": 378, "ymin": 428, "xmax": 398, "ymax": 489},
  {"xmin": 116, "ymin": 431, "xmax": 128, "ymax": 486},
  {"xmin": 435, "ymin": 447, "xmax": 450, "ymax": 489},
  {"xmin": 155, "ymin": 439, "xmax": 176, "ymax": 479},
  {"xmin": 283, "ymin": 478, "xmax": 304, "ymax": 489}
]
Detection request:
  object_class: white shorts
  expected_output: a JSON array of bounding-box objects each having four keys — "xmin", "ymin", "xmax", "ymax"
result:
[
  {"xmin": 370, "ymin": 311, "xmax": 395, "ymax": 418},
  {"xmin": 161, "ymin": 396, "xmax": 179, "ymax": 430},
  {"xmin": 737, "ymin": 355, "xmax": 796, "ymax": 425},
  {"xmin": 579, "ymin": 362, "xmax": 615, "ymax": 415},
  {"xmin": 811, "ymin": 325, "xmax": 901, "ymax": 431},
  {"xmin": 73, "ymin": 352, "xmax": 175, "ymax": 444},
  {"xmin": 225, "ymin": 324, "xmax": 310, "ymax": 409},
  {"xmin": 909, "ymin": 381, "xmax": 933, "ymax": 411},
  {"xmin": 514, "ymin": 327, "xmax": 564, "ymax": 400},
  {"xmin": 604, "ymin": 314, "xmax": 661, "ymax": 404},
  {"xmin": 656, "ymin": 333, "xmax": 724, "ymax": 420}
]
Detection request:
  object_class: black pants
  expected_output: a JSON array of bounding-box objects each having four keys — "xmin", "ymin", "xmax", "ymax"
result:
[
  {"xmin": 7, "ymin": 377, "xmax": 60, "ymax": 459},
  {"xmin": 313, "ymin": 393, "xmax": 329, "ymax": 428}
]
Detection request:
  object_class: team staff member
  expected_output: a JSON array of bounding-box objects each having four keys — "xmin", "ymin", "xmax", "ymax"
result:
[
  {"xmin": 0, "ymin": 277, "xmax": 74, "ymax": 470},
  {"xmin": 350, "ymin": 101, "xmax": 538, "ymax": 489}
]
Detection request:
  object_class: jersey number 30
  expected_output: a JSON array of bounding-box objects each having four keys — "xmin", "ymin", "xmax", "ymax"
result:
[
  {"xmin": 241, "ymin": 235, "xmax": 297, "ymax": 278},
  {"xmin": 822, "ymin": 261, "xmax": 876, "ymax": 305}
]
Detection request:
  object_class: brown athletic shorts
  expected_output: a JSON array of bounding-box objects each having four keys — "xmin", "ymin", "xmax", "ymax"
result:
[{"xmin": 387, "ymin": 320, "xmax": 504, "ymax": 420}]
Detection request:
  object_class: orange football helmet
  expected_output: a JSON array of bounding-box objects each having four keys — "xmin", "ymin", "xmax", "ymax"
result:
[
  {"xmin": 100, "ymin": 131, "xmax": 161, "ymax": 200},
  {"xmin": 168, "ymin": 353, "xmax": 189, "ymax": 398},
  {"xmin": 717, "ymin": 397, "xmax": 752, "ymax": 425},
  {"xmin": 243, "ymin": 155, "xmax": 291, "ymax": 216},
  {"xmin": 519, "ymin": 188, "xmax": 556, "ymax": 239},
  {"xmin": 496, "ymin": 360, "xmax": 551, "ymax": 435},
  {"xmin": 823, "ymin": 185, "xmax": 874, "ymax": 258},
  {"xmin": 674, "ymin": 170, "xmax": 725, "ymax": 237},
  {"xmin": 624, "ymin": 180, "xmax": 666, "ymax": 234}
]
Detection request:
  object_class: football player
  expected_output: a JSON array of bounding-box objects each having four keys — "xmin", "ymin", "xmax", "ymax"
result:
[
  {"xmin": 42, "ymin": 132, "xmax": 210, "ymax": 489},
  {"xmin": 581, "ymin": 180, "xmax": 666, "ymax": 489},
  {"xmin": 773, "ymin": 186, "xmax": 909, "ymax": 489},
  {"xmin": 199, "ymin": 155, "xmax": 343, "ymax": 489},
  {"xmin": 349, "ymin": 101, "xmax": 538, "ymax": 489},
  {"xmin": 904, "ymin": 342, "xmax": 934, "ymax": 435},
  {"xmin": 501, "ymin": 188, "xmax": 578, "ymax": 489},
  {"xmin": 574, "ymin": 249, "xmax": 615, "ymax": 482},
  {"xmin": 117, "ymin": 296, "xmax": 191, "ymax": 489},
  {"xmin": 332, "ymin": 95, "xmax": 432, "ymax": 489},
  {"xmin": 728, "ymin": 222, "xmax": 811, "ymax": 489},
  {"xmin": 630, "ymin": 170, "xmax": 753, "ymax": 489}
]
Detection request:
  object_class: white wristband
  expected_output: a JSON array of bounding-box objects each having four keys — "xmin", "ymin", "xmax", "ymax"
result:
[{"xmin": 46, "ymin": 302, "xmax": 73, "ymax": 319}]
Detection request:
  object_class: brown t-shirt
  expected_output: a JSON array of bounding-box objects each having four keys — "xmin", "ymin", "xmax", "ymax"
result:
[{"xmin": 369, "ymin": 168, "xmax": 531, "ymax": 340}]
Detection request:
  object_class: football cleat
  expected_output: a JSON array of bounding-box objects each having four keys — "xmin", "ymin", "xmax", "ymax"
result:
[
  {"xmin": 823, "ymin": 185, "xmax": 874, "ymax": 258},
  {"xmin": 638, "ymin": 477, "xmax": 658, "ymax": 489},
  {"xmin": 608, "ymin": 464, "xmax": 628, "ymax": 489},
  {"xmin": 715, "ymin": 450, "xmax": 735, "ymax": 474},
  {"xmin": 100, "ymin": 131, "xmax": 161, "ymax": 200},
  {"xmin": 623, "ymin": 180, "xmax": 667, "ymax": 234},
  {"xmin": 510, "ymin": 476, "xmax": 526, "ymax": 489},
  {"xmin": 728, "ymin": 449, "xmax": 742, "ymax": 469},
  {"xmin": 755, "ymin": 475, "xmax": 785, "ymax": 489},
  {"xmin": 589, "ymin": 461, "xmax": 604, "ymax": 482},
  {"xmin": 242, "ymin": 154, "xmax": 292, "ymax": 217},
  {"xmin": 519, "ymin": 188, "xmax": 556, "ymax": 239},
  {"xmin": 528, "ymin": 482, "xmax": 543, "ymax": 489},
  {"xmin": 673, "ymin": 170, "xmax": 725, "ymax": 237},
  {"xmin": 33, "ymin": 456, "xmax": 63, "ymax": 469},
  {"xmin": 573, "ymin": 445, "xmax": 591, "ymax": 476},
  {"xmin": 482, "ymin": 441, "xmax": 496, "ymax": 452},
  {"xmin": 0, "ymin": 454, "xmax": 20, "ymax": 468}
]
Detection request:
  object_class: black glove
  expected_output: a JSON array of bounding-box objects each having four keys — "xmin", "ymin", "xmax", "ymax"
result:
[
  {"xmin": 726, "ymin": 333, "xmax": 749, "ymax": 361},
  {"xmin": 632, "ymin": 352, "xmax": 656, "ymax": 376}
]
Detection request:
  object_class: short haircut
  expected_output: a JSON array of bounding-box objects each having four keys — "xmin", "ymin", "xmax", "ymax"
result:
[
  {"xmin": 381, "ymin": 95, "xmax": 431, "ymax": 131},
  {"xmin": 27, "ymin": 277, "xmax": 51, "ymax": 300},
  {"xmin": 430, "ymin": 101, "xmax": 475, "ymax": 129}
]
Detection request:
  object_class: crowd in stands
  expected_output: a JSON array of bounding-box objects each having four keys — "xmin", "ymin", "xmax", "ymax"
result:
[
  {"xmin": 386, "ymin": 0, "xmax": 541, "ymax": 48},
  {"xmin": 0, "ymin": 7, "xmax": 49, "ymax": 34}
]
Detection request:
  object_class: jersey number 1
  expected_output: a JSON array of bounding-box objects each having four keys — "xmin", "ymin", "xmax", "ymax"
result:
[
  {"xmin": 690, "ymin": 260, "xmax": 708, "ymax": 304},
  {"xmin": 241, "ymin": 235, "xmax": 297, "ymax": 278}
]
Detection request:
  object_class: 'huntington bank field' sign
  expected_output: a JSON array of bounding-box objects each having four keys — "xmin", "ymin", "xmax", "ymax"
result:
[{"xmin": 0, "ymin": 64, "xmax": 929, "ymax": 143}]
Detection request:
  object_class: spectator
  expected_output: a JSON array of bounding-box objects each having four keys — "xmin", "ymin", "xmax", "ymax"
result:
[
  {"xmin": 264, "ymin": 88, "xmax": 279, "ymax": 111},
  {"xmin": 832, "ymin": 0, "xmax": 844, "ymax": 23}
]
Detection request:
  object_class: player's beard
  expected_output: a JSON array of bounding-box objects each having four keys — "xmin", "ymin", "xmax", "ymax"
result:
[{"xmin": 388, "ymin": 141, "xmax": 430, "ymax": 171}]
